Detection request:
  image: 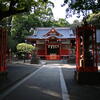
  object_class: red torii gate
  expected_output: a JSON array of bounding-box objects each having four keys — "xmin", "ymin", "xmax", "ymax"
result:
[
  {"xmin": 0, "ymin": 27, "xmax": 8, "ymax": 79},
  {"xmin": 75, "ymin": 24, "xmax": 99, "ymax": 84}
]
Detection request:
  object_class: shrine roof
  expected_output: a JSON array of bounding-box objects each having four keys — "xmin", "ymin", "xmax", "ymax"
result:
[{"xmin": 27, "ymin": 27, "xmax": 75, "ymax": 39}]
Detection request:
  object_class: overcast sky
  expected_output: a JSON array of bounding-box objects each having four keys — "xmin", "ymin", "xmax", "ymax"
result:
[{"xmin": 50, "ymin": 0, "xmax": 83, "ymax": 24}]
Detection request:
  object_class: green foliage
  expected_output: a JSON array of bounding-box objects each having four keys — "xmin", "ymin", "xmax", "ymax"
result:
[
  {"xmin": 10, "ymin": 0, "xmax": 55, "ymax": 43},
  {"xmin": 0, "ymin": 0, "xmax": 49, "ymax": 20},
  {"xmin": 0, "ymin": 0, "xmax": 70, "ymax": 48},
  {"xmin": 16, "ymin": 43, "xmax": 35, "ymax": 54},
  {"xmin": 11, "ymin": 14, "xmax": 33, "ymax": 43},
  {"xmin": 86, "ymin": 12, "xmax": 100, "ymax": 28},
  {"xmin": 8, "ymin": 36, "xmax": 17, "ymax": 52},
  {"xmin": 63, "ymin": 0, "xmax": 100, "ymax": 17},
  {"xmin": 53, "ymin": 18, "xmax": 70, "ymax": 27},
  {"xmin": 10, "ymin": 2, "xmax": 70, "ymax": 43}
]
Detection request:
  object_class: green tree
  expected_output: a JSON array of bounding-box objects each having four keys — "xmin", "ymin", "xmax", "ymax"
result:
[
  {"xmin": 53, "ymin": 18, "xmax": 70, "ymax": 27},
  {"xmin": 16, "ymin": 43, "xmax": 35, "ymax": 62},
  {"xmin": 10, "ymin": 0, "xmax": 54, "ymax": 43},
  {"xmin": 8, "ymin": 36, "xmax": 17, "ymax": 52},
  {"xmin": 0, "ymin": 0, "xmax": 30, "ymax": 20},
  {"xmin": 0, "ymin": 0, "xmax": 54, "ymax": 52},
  {"xmin": 0, "ymin": 0, "xmax": 49, "ymax": 21},
  {"xmin": 63, "ymin": 0, "xmax": 100, "ymax": 17},
  {"xmin": 86, "ymin": 12, "xmax": 100, "ymax": 28},
  {"xmin": 11, "ymin": 14, "xmax": 33, "ymax": 43},
  {"xmin": 16, "ymin": 43, "xmax": 35, "ymax": 54}
]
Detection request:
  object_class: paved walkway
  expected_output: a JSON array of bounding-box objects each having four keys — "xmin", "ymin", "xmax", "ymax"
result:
[
  {"xmin": 0, "ymin": 64, "xmax": 40, "ymax": 92},
  {"xmin": 0, "ymin": 64, "xmax": 70, "ymax": 100},
  {"xmin": 0, "ymin": 60, "xmax": 100, "ymax": 100},
  {"xmin": 0, "ymin": 60, "xmax": 48, "ymax": 93}
]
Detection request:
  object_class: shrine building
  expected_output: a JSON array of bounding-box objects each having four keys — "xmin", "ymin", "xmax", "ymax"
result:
[{"xmin": 26, "ymin": 27, "xmax": 75, "ymax": 60}]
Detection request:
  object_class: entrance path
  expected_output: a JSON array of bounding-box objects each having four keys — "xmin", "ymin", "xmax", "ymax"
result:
[{"xmin": 0, "ymin": 63, "xmax": 70, "ymax": 100}]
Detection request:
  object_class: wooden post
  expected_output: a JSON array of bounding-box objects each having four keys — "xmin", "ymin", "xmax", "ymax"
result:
[
  {"xmin": 45, "ymin": 40, "xmax": 47, "ymax": 59},
  {"xmin": 0, "ymin": 27, "xmax": 8, "ymax": 79}
]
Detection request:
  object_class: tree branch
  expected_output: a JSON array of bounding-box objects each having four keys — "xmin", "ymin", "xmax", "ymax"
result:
[
  {"xmin": 9, "ymin": 0, "xmax": 17, "ymax": 11},
  {"xmin": 0, "ymin": 8, "xmax": 28, "ymax": 21}
]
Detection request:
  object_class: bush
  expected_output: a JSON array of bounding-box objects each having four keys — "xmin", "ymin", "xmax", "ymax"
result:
[{"xmin": 16, "ymin": 43, "xmax": 35, "ymax": 59}]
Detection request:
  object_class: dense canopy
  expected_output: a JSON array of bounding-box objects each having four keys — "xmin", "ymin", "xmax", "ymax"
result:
[
  {"xmin": 63, "ymin": 0, "xmax": 100, "ymax": 17},
  {"xmin": 0, "ymin": 0, "xmax": 51, "ymax": 20},
  {"xmin": 0, "ymin": 0, "xmax": 100, "ymax": 20}
]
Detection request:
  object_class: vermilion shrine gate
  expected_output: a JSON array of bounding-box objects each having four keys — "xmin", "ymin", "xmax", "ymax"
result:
[
  {"xmin": 0, "ymin": 27, "xmax": 8, "ymax": 79},
  {"xmin": 75, "ymin": 24, "xmax": 100, "ymax": 84}
]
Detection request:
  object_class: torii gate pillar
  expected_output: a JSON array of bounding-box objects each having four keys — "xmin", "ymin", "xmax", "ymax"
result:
[
  {"xmin": 75, "ymin": 24, "xmax": 100, "ymax": 84},
  {"xmin": 0, "ymin": 28, "xmax": 8, "ymax": 80}
]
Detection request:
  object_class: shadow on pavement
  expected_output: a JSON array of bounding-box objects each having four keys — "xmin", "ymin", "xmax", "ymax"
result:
[
  {"xmin": 0, "ymin": 63, "xmax": 40, "ymax": 93},
  {"xmin": 61, "ymin": 66, "xmax": 100, "ymax": 100}
]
